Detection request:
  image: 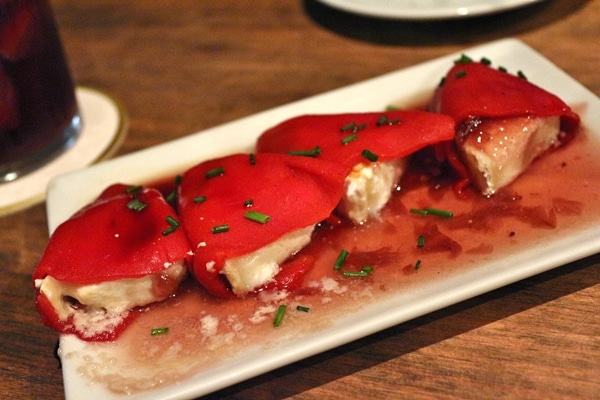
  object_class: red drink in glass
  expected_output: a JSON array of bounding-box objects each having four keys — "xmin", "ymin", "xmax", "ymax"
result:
[{"xmin": 0, "ymin": 0, "xmax": 80, "ymax": 183}]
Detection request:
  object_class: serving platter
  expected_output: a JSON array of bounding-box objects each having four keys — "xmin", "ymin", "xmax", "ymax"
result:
[
  {"xmin": 314, "ymin": 0, "xmax": 547, "ymax": 20},
  {"xmin": 45, "ymin": 38, "xmax": 600, "ymax": 399}
]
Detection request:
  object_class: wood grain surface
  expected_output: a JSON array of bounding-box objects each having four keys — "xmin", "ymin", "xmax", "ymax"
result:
[{"xmin": 1, "ymin": 0, "xmax": 598, "ymax": 399}]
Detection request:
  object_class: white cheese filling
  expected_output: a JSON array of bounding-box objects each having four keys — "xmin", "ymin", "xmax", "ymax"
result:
[
  {"xmin": 457, "ymin": 116, "xmax": 560, "ymax": 195},
  {"xmin": 337, "ymin": 159, "xmax": 406, "ymax": 225},
  {"xmin": 34, "ymin": 261, "xmax": 186, "ymax": 338},
  {"xmin": 221, "ymin": 225, "xmax": 314, "ymax": 296}
]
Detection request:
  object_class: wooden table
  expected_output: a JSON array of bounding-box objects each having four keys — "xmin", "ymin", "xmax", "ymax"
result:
[{"xmin": 1, "ymin": 1, "xmax": 598, "ymax": 398}]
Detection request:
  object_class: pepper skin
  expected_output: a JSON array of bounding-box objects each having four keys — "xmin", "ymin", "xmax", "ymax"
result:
[
  {"xmin": 33, "ymin": 184, "xmax": 192, "ymax": 341},
  {"xmin": 178, "ymin": 153, "xmax": 348, "ymax": 298},
  {"xmin": 256, "ymin": 110, "xmax": 456, "ymax": 170}
]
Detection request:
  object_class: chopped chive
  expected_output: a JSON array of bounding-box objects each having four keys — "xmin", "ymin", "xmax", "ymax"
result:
[
  {"xmin": 424, "ymin": 207, "xmax": 454, "ymax": 218},
  {"xmin": 361, "ymin": 265, "xmax": 374, "ymax": 274},
  {"xmin": 455, "ymin": 70, "xmax": 467, "ymax": 78},
  {"xmin": 385, "ymin": 104, "xmax": 400, "ymax": 111},
  {"xmin": 212, "ymin": 224, "xmax": 229, "ymax": 234},
  {"xmin": 409, "ymin": 208, "xmax": 428, "ymax": 216},
  {"xmin": 193, "ymin": 195, "xmax": 207, "ymax": 204},
  {"xmin": 333, "ymin": 249, "xmax": 349, "ymax": 270},
  {"xmin": 341, "ymin": 122, "xmax": 357, "ymax": 132},
  {"xmin": 410, "ymin": 207, "xmax": 453, "ymax": 219},
  {"xmin": 243, "ymin": 199, "xmax": 253, "ymax": 207},
  {"xmin": 361, "ymin": 149, "xmax": 379, "ymax": 162},
  {"xmin": 415, "ymin": 260, "xmax": 422, "ymax": 270},
  {"xmin": 342, "ymin": 270, "xmax": 369, "ymax": 277},
  {"xmin": 498, "ymin": 66, "xmax": 507, "ymax": 73},
  {"xmin": 438, "ymin": 76, "xmax": 446, "ymax": 88},
  {"xmin": 296, "ymin": 305, "xmax": 310, "ymax": 312},
  {"xmin": 127, "ymin": 198, "xmax": 148, "ymax": 212},
  {"xmin": 273, "ymin": 305, "xmax": 287, "ymax": 327},
  {"xmin": 125, "ymin": 185, "xmax": 142, "ymax": 196},
  {"xmin": 162, "ymin": 216, "xmax": 181, "ymax": 236},
  {"xmin": 341, "ymin": 133, "xmax": 358, "ymax": 145},
  {"xmin": 174, "ymin": 175, "xmax": 183, "ymax": 186},
  {"xmin": 150, "ymin": 327, "xmax": 169, "ymax": 336},
  {"xmin": 249, "ymin": 153, "xmax": 256, "ymax": 165},
  {"xmin": 287, "ymin": 146, "xmax": 321, "ymax": 157},
  {"xmin": 417, "ymin": 234, "xmax": 425, "ymax": 248},
  {"xmin": 206, "ymin": 166, "xmax": 224, "ymax": 178},
  {"xmin": 517, "ymin": 70, "xmax": 527, "ymax": 80},
  {"xmin": 455, "ymin": 54, "xmax": 473, "ymax": 64},
  {"xmin": 376, "ymin": 115, "xmax": 401, "ymax": 126},
  {"xmin": 480, "ymin": 57, "xmax": 492, "ymax": 65},
  {"xmin": 165, "ymin": 191, "xmax": 176, "ymax": 204},
  {"xmin": 245, "ymin": 211, "xmax": 271, "ymax": 224},
  {"xmin": 341, "ymin": 122, "xmax": 366, "ymax": 133}
]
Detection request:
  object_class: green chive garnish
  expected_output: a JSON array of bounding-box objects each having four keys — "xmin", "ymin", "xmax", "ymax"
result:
[
  {"xmin": 376, "ymin": 115, "xmax": 401, "ymax": 126},
  {"xmin": 361, "ymin": 266, "xmax": 374, "ymax": 274},
  {"xmin": 243, "ymin": 199, "xmax": 253, "ymax": 207},
  {"xmin": 438, "ymin": 77, "xmax": 446, "ymax": 88},
  {"xmin": 162, "ymin": 216, "xmax": 181, "ymax": 236},
  {"xmin": 424, "ymin": 207, "xmax": 454, "ymax": 218},
  {"xmin": 415, "ymin": 260, "xmax": 422, "ymax": 270},
  {"xmin": 498, "ymin": 66, "xmax": 507, "ymax": 73},
  {"xmin": 455, "ymin": 54, "xmax": 473, "ymax": 64},
  {"xmin": 342, "ymin": 270, "xmax": 369, "ymax": 277},
  {"xmin": 287, "ymin": 146, "xmax": 321, "ymax": 157},
  {"xmin": 212, "ymin": 224, "xmax": 229, "ymax": 234},
  {"xmin": 151, "ymin": 327, "xmax": 169, "ymax": 336},
  {"xmin": 127, "ymin": 198, "xmax": 148, "ymax": 212},
  {"xmin": 296, "ymin": 305, "xmax": 310, "ymax": 312},
  {"xmin": 341, "ymin": 133, "xmax": 358, "ymax": 145},
  {"xmin": 174, "ymin": 175, "xmax": 183, "ymax": 186},
  {"xmin": 455, "ymin": 70, "xmax": 467, "ymax": 78},
  {"xmin": 249, "ymin": 153, "xmax": 256, "ymax": 165},
  {"xmin": 341, "ymin": 122, "xmax": 357, "ymax": 132},
  {"xmin": 361, "ymin": 149, "xmax": 379, "ymax": 162},
  {"xmin": 125, "ymin": 185, "xmax": 142, "ymax": 196},
  {"xmin": 517, "ymin": 70, "xmax": 527, "ymax": 80},
  {"xmin": 334, "ymin": 249, "xmax": 349, "ymax": 270},
  {"xmin": 273, "ymin": 305, "xmax": 287, "ymax": 327},
  {"xmin": 193, "ymin": 195, "xmax": 207, "ymax": 204},
  {"xmin": 341, "ymin": 122, "xmax": 366, "ymax": 133},
  {"xmin": 165, "ymin": 191, "xmax": 176, "ymax": 204},
  {"xmin": 206, "ymin": 166, "xmax": 224, "ymax": 178},
  {"xmin": 245, "ymin": 211, "xmax": 271, "ymax": 224},
  {"xmin": 409, "ymin": 207, "xmax": 453, "ymax": 219},
  {"xmin": 480, "ymin": 57, "xmax": 492, "ymax": 65},
  {"xmin": 417, "ymin": 234, "xmax": 425, "ymax": 248}
]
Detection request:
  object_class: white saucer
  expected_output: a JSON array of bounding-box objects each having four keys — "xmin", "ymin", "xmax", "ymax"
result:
[
  {"xmin": 315, "ymin": 0, "xmax": 547, "ymax": 20},
  {"xmin": 0, "ymin": 87, "xmax": 128, "ymax": 217}
]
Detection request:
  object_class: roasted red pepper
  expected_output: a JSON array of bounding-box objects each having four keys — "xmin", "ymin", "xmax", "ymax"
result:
[
  {"xmin": 256, "ymin": 110, "xmax": 456, "ymax": 171},
  {"xmin": 178, "ymin": 153, "xmax": 348, "ymax": 298},
  {"xmin": 431, "ymin": 61, "xmax": 580, "ymax": 136},
  {"xmin": 430, "ymin": 59, "xmax": 581, "ymax": 195},
  {"xmin": 33, "ymin": 184, "xmax": 192, "ymax": 341}
]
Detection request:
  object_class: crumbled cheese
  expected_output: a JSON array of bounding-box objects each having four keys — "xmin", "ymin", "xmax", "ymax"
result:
[
  {"xmin": 337, "ymin": 159, "xmax": 406, "ymax": 224},
  {"xmin": 205, "ymin": 261, "xmax": 216, "ymax": 273},
  {"xmin": 200, "ymin": 315, "xmax": 219, "ymax": 337},
  {"xmin": 249, "ymin": 305, "xmax": 277, "ymax": 324},
  {"xmin": 36, "ymin": 261, "xmax": 186, "ymax": 337}
]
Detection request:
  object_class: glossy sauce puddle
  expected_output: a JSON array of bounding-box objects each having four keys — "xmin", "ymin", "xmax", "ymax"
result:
[{"xmin": 62, "ymin": 129, "xmax": 600, "ymax": 395}]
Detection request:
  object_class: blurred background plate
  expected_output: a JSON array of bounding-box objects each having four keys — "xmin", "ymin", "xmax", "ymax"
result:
[{"xmin": 314, "ymin": 0, "xmax": 547, "ymax": 19}]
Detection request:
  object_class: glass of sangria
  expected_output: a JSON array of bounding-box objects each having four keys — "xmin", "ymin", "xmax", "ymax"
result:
[{"xmin": 0, "ymin": 0, "xmax": 81, "ymax": 183}]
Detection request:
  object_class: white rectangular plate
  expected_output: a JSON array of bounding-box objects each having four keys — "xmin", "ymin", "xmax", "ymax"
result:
[{"xmin": 47, "ymin": 38, "xmax": 600, "ymax": 400}]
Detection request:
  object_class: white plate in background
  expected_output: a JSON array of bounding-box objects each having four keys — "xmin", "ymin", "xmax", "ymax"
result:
[{"xmin": 315, "ymin": 0, "xmax": 547, "ymax": 20}]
